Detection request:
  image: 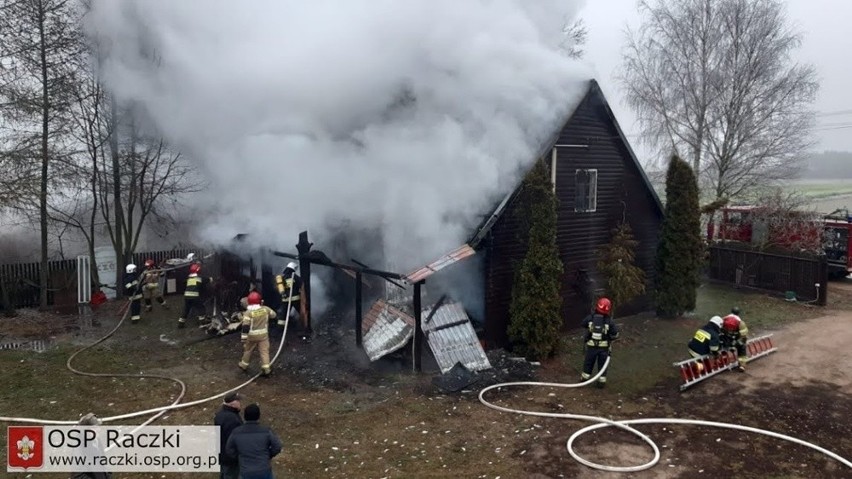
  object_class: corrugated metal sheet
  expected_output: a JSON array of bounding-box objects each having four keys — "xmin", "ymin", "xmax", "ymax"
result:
[
  {"xmin": 362, "ymin": 300, "xmax": 415, "ymax": 361},
  {"xmin": 405, "ymin": 245, "xmax": 476, "ymax": 283},
  {"xmin": 422, "ymin": 302, "xmax": 491, "ymax": 374}
]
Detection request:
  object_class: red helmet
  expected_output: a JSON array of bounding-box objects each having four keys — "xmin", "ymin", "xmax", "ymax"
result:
[
  {"xmin": 247, "ymin": 291, "xmax": 262, "ymax": 305},
  {"xmin": 595, "ymin": 297, "xmax": 612, "ymax": 315},
  {"xmin": 722, "ymin": 315, "xmax": 740, "ymax": 333},
  {"xmin": 189, "ymin": 263, "xmax": 201, "ymax": 275},
  {"xmin": 144, "ymin": 259, "xmax": 155, "ymax": 268}
]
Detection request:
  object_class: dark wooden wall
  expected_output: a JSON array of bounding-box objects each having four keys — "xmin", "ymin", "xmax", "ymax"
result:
[{"xmin": 484, "ymin": 84, "xmax": 662, "ymax": 349}]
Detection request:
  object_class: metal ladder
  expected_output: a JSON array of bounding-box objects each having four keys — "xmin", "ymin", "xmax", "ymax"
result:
[{"xmin": 673, "ymin": 334, "xmax": 778, "ymax": 391}]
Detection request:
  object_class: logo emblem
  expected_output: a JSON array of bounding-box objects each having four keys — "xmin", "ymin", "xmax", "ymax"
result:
[{"xmin": 7, "ymin": 426, "xmax": 44, "ymax": 470}]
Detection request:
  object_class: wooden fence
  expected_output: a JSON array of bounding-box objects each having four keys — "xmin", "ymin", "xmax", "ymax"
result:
[
  {"xmin": 0, "ymin": 248, "xmax": 207, "ymax": 310},
  {"xmin": 708, "ymin": 243, "xmax": 828, "ymax": 305}
]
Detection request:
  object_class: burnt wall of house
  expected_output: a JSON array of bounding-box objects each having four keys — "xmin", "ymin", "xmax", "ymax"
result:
[{"xmin": 483, "ymin": 85, "xmax": 662, "ymax": 349}]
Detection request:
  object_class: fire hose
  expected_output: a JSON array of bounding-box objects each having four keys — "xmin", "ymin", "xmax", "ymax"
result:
[
  {"xmin": 479, "ymin": 356, "xmax": 851, "ymax": 473},
  {"xmin": 0, "ymin": 259, "xmax": 296, "ymax": 427}
]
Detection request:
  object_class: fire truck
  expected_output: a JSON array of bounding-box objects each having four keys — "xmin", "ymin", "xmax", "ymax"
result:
[{"xmin": 709, "ymin": 206, "xmax": 852, "ymax": 279}]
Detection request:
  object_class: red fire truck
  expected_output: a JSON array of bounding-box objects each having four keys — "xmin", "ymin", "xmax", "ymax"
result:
[{"xmin": 710, "ymin": 206, "xmax": 852, "ymax": 279}]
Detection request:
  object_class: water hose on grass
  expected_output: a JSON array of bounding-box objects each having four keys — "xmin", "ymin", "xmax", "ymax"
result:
[
  {"xmin": 479, "ymin": 357, "xmax": 851, "ymax": 473},
  {"xmin": 0, "ymin": 262, "xmax": 295, "ymax": 426}
]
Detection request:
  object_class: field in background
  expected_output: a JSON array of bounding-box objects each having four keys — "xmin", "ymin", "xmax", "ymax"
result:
[{"xmin": 784, "ymin": 179, "xmax": 852, "ymax": 214}]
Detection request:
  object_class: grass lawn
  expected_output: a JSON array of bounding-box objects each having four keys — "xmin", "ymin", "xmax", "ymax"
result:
[{"xmin": 0, "ymin": 282, "xmax": 843, "ymax": 478}]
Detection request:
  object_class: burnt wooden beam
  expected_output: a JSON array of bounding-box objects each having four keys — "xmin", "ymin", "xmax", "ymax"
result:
[
  {"xmin": 355, "ymin": 271, "xmax": 363, "ymax": 347},
  {"xmin": 413, "ymin": 280, "xmax": 423, "ymax": 373},
  {"xmin": 423, "ymin": 294, "xmax": 447, "ymax": 324},
  {"xmin": 270, "ymin": 250, "xmax": 405, "ymax": 280},
  {"xmin": 296, "ymin": 231, "xmax": 313, "ymax": 333},
  {"xmin": 351, "ymin": 259, "xmax": 406, "ymax": 289}
]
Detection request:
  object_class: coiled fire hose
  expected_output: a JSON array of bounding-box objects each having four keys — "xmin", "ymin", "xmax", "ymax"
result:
[
  {"xmin": 0, "ymin": 261, "xmax": 295, "ymax": 427},
  {"xmin": 479, "ymin": 356, "xmax": 851, "ymax": 473}
]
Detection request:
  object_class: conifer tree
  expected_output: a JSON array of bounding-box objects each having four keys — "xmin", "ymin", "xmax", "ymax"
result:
[
  {"xmin": 655, "ymin": 155, "xmax": 702, "ymax": 317},
  {"xmin": 597, "ymin": 222, "xmax": 646, "ymax": 317},
  {"xmin": 508, "ymin": 160, "xmax": 563, "ymax": 359}
]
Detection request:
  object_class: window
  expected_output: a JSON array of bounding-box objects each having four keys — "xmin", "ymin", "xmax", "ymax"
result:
[{"xmin": 574, "ymin": 169, "xmax": 597, "ymax": 212}]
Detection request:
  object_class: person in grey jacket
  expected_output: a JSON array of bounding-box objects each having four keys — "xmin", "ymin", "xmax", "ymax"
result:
[{"xmin": 224, "ymin": 403, "xmax": 282, "ymax": 479}]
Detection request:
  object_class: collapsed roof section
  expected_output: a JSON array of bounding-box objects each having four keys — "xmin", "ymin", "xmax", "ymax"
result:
[{"xmin": 361, "ymin": 297, "xmax": 491, "ymax": 374}]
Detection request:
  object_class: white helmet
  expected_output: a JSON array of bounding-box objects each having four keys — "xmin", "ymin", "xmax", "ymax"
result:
[
  {"xmin": 285, "ymin": 262, "xmax": 298, "ymax": 272},
  {"xmin": 186, "ymin": 253, "xmax": 195, "ymax": 261},
  {"xmin": 709, "ymin": 316, "xmax": 723, "ymax": 328},
  {"xmin": 126, "ymin": 264, "xmax": 137, "ymax": 274}
]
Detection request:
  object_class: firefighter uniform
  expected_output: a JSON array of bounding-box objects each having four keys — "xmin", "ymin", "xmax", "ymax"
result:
[
  {"xmin": 123, "ymin": 271, "xmax": 143, "ymax": 323},
  {"xmin": 239, "ymin": 304, "xmax": 277, "ymax": 375},
  {"xmin": 178, "ymin": 273, "xmax": 208, "ymax": 328},
  {"xmin": 722, "ymin": 313, "xmax": 749, "ymax": 370},
  {"xmin": 581, "ymin": 312, "xmax": 620, "ymax": 387},
  {"xmin": 141, "ymin": 267, "xmax": 167, "ymax": 312},
  {"xmin": 688, "ymin": 318, "xmax": 723, "ymax": 358},
  {"xmin": 275, "ymin": 268, "xmax": 308, "ymax": 336}
]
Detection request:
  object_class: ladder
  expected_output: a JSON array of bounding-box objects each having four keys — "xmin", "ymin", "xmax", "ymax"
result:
[{"xmin": 673, "ymin": 334, "xmax": 777, "ymax": 391}]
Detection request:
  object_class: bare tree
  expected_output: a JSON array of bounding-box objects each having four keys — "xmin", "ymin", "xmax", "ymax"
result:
[
  {"xmin": 96, "ymin": 109, "xmax": 205, "ymax": 292},
  {"xmin": 620, "ymin": 0, "xmax": 818, "ymax": 202},
  {"xmin": 0, "ymin": 0, "xmax": 82, "ymax": 308},
  {"xmin": 559, "ymin": 19, "xmax": 587, "ymax": 59}
]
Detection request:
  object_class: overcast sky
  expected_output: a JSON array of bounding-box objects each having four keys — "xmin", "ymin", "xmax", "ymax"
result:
[{"xmin": 578, "ymin": 0, "xmax": 852, "ymax": 163}]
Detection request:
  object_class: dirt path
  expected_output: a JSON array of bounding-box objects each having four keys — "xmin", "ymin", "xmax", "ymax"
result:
[
  {"xmin": 539, "ymin": 312, "xmax": 852, "ymax": 479},
  {"xmin": 737, "ymin": 311, "xmax": 852, "ymax": 393}
]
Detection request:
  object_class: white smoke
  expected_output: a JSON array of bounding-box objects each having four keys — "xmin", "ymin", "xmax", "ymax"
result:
[{"xmin": 87, "ymin": 0, "xmax": 591, "ymax": 274}]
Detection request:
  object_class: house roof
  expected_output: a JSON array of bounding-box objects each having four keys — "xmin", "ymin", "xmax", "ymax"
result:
[{"xmin": 468, "ymin": 79, "xmax": 664, "ymax": 249}]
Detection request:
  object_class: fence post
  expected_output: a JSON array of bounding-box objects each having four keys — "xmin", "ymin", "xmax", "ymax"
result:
[{"xmin": 818, "ymin": 256, "xmax": 828, "ymax": 306}]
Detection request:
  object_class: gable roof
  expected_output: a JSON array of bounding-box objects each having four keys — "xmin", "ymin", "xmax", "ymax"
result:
[{"xmin": 468, "ymin": 79, "xmax": 663, "ymax": 249}]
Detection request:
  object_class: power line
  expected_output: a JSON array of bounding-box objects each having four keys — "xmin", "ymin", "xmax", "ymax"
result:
[{"xmin": 812, "ymin": 124, "xmax": 852, "ymax": 131}]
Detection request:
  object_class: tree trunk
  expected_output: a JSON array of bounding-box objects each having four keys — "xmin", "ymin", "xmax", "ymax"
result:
[
  {"xmin": 37, "ymin": 0, "xmax": 50, "ymax": 310},
  {"xmin": 110, "ymin": 97, "xmax": 125, "ymax": 296}
]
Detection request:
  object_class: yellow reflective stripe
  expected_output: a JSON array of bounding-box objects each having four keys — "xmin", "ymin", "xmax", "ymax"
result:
[
  {"xmin": 248, "ymin": 329, "xmax": 267, "ymax": 336},
  {"xmin": 184, "ymin": 292, "xmax": 199, "ymax": 297},
  {"xmin": 693, "ymin": 330, "xmax": 710, "ymax": 342}
]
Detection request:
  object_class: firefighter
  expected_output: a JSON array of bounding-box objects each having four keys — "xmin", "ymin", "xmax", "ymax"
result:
[
  {"xmin": 722, "ymin": 307, "xmax": 750, "ymax": 371},
  {"xmin": 178, "ymin": 263, "xmax": 211, "ymax": 328},
  {"xmin": 275, "ymin": 262, "xmax": 310, "ymax": 341},
  {"xmin": 688, "ymin": 316, "xmax": 723, "ymax": 372},
  {"xmin": 581, "ymin": 297, "xmax": 620, "ymax": 388},
  {"xmin": 123, "ymin": 264, "xmax": 143, "ymax": 324},
  {"xmin": 239, "ymin": 291, "xmax": 277, "ymax": 376},
  {"xmin": 141, "ymin": 259, "xmax": 168, "ymax": 312}
]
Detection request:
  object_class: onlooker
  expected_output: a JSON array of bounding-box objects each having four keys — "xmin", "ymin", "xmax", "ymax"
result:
[
  {"xmin": 214, "ymin": 392, "xmax": 244, "ymax": 479},
  {"xmin": 71, "ymin": 413, "xmax": 111, "ymax": 479},
  {"xmin": 225, "ymin": 403, "xmax": 282, "ymax": 479}
]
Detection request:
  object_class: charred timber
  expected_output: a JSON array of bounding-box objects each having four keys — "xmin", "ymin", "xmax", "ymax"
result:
[
  {"xmin": 351, "ymin": 259, "xmax": 406, "ymax": 289},
  {"xmin": 270, "ymin": 250, "xmax": 405, "ymax": 280}
]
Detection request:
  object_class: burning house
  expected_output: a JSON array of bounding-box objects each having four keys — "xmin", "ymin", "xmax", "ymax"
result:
[{"xmin": 215, "ymin": 80, "xmax": 663, "ymax": 369}]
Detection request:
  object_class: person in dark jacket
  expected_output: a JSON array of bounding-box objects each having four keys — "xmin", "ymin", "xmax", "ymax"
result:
[
  {"xmin": 123, "ymin": 264, "xmax": 143, "ymax": 323},
  {"xmin": 214, "ymin": 392, "xmax": 244, "ymax": 479},
  {"xmin": 580, "ymin": 297, "xmax": 620, "ymax": 388},
  {"xmin": 225, "ymin": 403, "xmax": 282, "ymax": 479},
  {"xmin": 687, "ymin": 316, "xmax": 724, "ymax": 372}
]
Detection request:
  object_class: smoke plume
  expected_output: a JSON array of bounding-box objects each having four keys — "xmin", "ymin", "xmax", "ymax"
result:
[{"xmin": 87, "ymin": 0, "xmax": 590, "ymax": 276}]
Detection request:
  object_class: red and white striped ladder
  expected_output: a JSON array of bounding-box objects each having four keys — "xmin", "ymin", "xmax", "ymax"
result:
[{"xmin": 673, "ymin": 334, "xmax": 777, "ymax": 391}]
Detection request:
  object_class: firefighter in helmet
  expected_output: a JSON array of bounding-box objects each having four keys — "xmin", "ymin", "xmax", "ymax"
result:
[
  {"xmin": 275, "ymin": 262, "xmax": 310, "ymax": 341},
  {"xmin": 141, "ymin": 259, "xmax": 168, "ymax": 312},
  {"xmin": 721, "ymin": 307, "xmax": 749, "ymax": 371},
  {"xmin": 123, "ymin": 264, "xmax": 143, "ymax": 323},
  {"xmin": 178, "ymin": 263, "xmax": 211, "ymax": 328},
  {"xmin": 581, "ymin": 297, "xmax": 620, "ymax": 388},
  {"xmin": 688, "ymin": 315, "xmax": 723, "ymax": 372},
  {"xmin": 239, "ymin": 291, "xmax": 277, "ymax": 376}
]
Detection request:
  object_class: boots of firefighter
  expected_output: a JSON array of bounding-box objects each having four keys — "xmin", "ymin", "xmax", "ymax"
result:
[
  {"xmin": 596, "ymin": 376, "xmax": 607, "ymax": 389},
  {"xmin": 158, "ymin": 297, "xmax": 169, "ymax": 310},
  {"xmin": 130, "ymin": 299, "xmax": 142, "ymax": 323},
  {"xmin": 145, "ymin": 298, "xmax": 153, "ymax": 312},
  {"xmin": 178, "ymin": 317, "xmax": 186, "ymax": 329}
]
